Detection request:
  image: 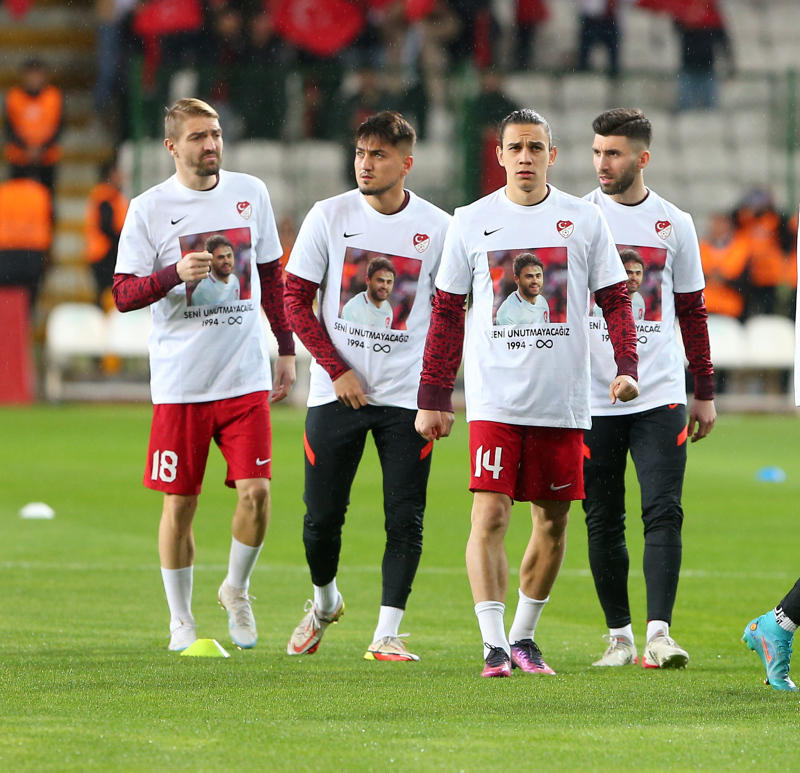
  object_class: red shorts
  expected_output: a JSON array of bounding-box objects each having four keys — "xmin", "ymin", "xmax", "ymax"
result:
[
  {"xmin": 469, "ymin": 421, "xmax": 585, "ymax": 502},
  {"xmin": 145, "ymin": 391, "xmax": 272, "ymax": 495}
]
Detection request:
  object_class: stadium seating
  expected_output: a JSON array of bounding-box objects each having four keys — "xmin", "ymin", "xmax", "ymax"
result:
[{"xmin": 44, "ymin": 303, "xmax": 108, "ymax": 401}]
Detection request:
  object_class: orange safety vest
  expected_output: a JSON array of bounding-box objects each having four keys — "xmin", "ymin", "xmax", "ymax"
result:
[
  {"xmin": 699, "ymin": 234, "xmax": 749, "ymax": 318},
  {"xmin": 84, "ymin": 182, "xmax": 129, "ymax": 263},
  {"xmin": 0, "ymin": 177, "xmax": 52, "ymax": 250},
  {"xmin": 3, "ymin": 84, "xmax": 63, "ymax": 166}
]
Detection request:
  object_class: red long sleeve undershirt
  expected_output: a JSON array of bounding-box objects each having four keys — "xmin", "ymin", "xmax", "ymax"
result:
[
  {"xmin": 284, "ymin": 273, "xmax": 350, "ymax": 381},
  {"xmin": 111, "ymin": 260, "xmax": 295, "ymax": 356},
  {"xmin": 417, "ymin": 280, "xmax": 639, "ymax": 413},
  {"xmin": 675, "ymin": 289, "xmax": 715, "ymax": 401}
]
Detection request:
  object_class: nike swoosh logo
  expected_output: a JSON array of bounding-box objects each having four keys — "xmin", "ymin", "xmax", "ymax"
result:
[
  {"xmin": 550, "ymin": 482, "xmax": 572, "ymax": 490},
  {"xmin": 762, "ymin": 637, "xmax": 773, "ymax": 663},
  {"xmin": 484, "ymin": 227, "xmax": 504, "ymax": 236},
  {"xmin": 256, "ymin": 458, "xmax": 271, "ymax": 466},
  {"xmin": 343, "ymin": 232, "xmax": 362, "ymax": 238},
  {"xmin": 171, "ymin": 216, "xmax": 188, "ymax": 225}
]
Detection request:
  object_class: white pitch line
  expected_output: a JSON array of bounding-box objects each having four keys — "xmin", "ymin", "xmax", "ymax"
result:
[{"xmin": 0, "ymin": 561, "xmax": 795, "ymax": 581}]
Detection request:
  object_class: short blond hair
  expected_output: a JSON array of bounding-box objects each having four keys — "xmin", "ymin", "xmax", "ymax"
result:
[{"xmin": 165, "ymin": 98, "xmax": 219, "ymax": 141}]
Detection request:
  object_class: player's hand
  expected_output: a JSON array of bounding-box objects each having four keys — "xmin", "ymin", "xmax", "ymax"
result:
[
  {"xmin": 415, "ymin": 409, "xmax": 454, "ymax": 441},
  {"xmin": 688, "ymin": 398, "xmax": 716, "ymax": 442},
  {"xmin": 270, "ymin": 355, "xmax": 296, "ymax": 404},
  {"xmin": 609, "ymin": 375, "xmax": 639, "ymax": 404},
  {"xmin": 333, "ymin": 369, "xmax": 368, "ymax": 409},
  {"xmin": 176, "ymin": 251, "xmax": 213, "ymax": 283}
]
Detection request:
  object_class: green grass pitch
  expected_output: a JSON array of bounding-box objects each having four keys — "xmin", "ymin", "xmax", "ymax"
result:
[{"xmin": 2, "ymin": 404, "xmax": 799, "ymax": 771}]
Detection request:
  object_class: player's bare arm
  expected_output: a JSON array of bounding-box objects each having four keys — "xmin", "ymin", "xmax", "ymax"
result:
[
  {"xmin": 687, "ymin": 398, "xmax": 716, "ymax": 442},
  {"xmin": 176, "ymin": 250, "xmax": 212, "ymax": 283},
  {"xmin": 415, "ymin": 409, "xmax": 455, "ymax": 442},
  {"xmin": 333, "ymin": 369, "xmax": 368, "ymax": 409},
  {"xmin": 270, "ymin": 355, "xmax": 296, "ymax": 404},
  {"xmin": 609, "ymin": 375, "xmax": 639, "ymax": 404}
]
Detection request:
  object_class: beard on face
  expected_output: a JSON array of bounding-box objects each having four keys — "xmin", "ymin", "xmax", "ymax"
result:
[{"xmin": 600, "ymin": 164, "xmax": 636, "ymax": 195}]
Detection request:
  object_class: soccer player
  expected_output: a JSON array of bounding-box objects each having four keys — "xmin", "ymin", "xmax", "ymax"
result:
[
  {"xmin": 415, "ymin": 108, "xmax": 639, "ymax": 678},
  {"xmin": 495, "ymin": 252, "xmax": 550, "ymax": 325},
  {"xmin": 743, "ymin": 580, "xmax": 800, "ymax": 691},
  {"xmin": 592, "ymin": 248, "xmax": 646, "ymax": 320},
  {"xmin": 284, "ymin": 111, "xmax": 451, "ymax": 662},
  {"xmin": 189, "ymin": 234, "xmax": 240, "ymax": 306},
  {"xmin": 583, "ymin": 108, "xmax": 715, "ymax": 670},
  {"xmin": 112, "ymin": 98, "xmax": 296, "ymax": 652},
  {"xmin": 341, "ymin": 256, "xmax": 395, "ymax": 328}
]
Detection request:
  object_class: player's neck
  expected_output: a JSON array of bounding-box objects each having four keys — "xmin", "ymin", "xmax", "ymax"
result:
[
  {"xmin": 610, "ymin": 177, "xmax": 647, "ymax": 206},
  {"xmin": 365, "ymin": 186, "xmax": 408, "ymax": 215},
  {"xmin": 176, "ymin": 169, "xmax": 220, "ymax": 192},
  {"xmin": 505, "ymin": 183, "xmax": 549, "ymax": 207}
]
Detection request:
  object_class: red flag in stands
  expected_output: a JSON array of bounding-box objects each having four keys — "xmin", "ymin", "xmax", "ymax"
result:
[
  {"xmin": 274, "ymin": 0, "xmax": 364, "ymax": 57},
  {"xmin": 5, "ymin": 0, "xmax": 33, "ymax": 19}
]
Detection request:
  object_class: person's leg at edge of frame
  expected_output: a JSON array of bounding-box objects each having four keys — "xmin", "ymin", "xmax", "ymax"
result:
[
  {"xmin": 160, "ymin": 493, "xmax": 199, "ymax": 652},
  {"xmin": 743, "ymin": 577, "xmax": 800, "ymax": 691},
  {"xmin": 467, "ymin": 491, "xmax": 513, "ymax": 677}
]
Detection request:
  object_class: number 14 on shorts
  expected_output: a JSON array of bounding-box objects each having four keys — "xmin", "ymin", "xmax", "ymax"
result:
[
  {"xmin": 475, "ymin": 445, "xmax": 504, "ymax": 480},
  {"xmin": 152, "ymin": 449, "xmax": 178, "ymax": 483}
]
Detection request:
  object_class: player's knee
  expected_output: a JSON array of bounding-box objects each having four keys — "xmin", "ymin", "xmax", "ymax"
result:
[
  {"xmin": 471, "ymin": 503, "xmax": 510, "ymax": 535},
  {"xmin": 237, "ymin": 479, "xmax": 270, "ymax": 515}
]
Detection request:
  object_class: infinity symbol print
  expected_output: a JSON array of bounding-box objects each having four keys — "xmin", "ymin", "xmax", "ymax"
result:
[
  {"xmin": 536, "ymin": 339, "xmax": 554, "ymax": 349},
  {"xmin": 637, "ymin": 335, "xmax": 648, "ymax": 344},
  {"xmin": 228, "ymin": 316, "xmax": 243, "ymax": 325},
  {"xmin": 372, "ymin": 343, "xmax": 391, "ymax": 353}
]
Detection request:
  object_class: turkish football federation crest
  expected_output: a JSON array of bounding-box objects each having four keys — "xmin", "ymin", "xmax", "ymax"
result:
[
  {"xmin": 557, "ymin": 220, "xmax": 574, "ymax": 239},
  {"xmin": 237, "ymin": 201, "xmax": 252, "ymax": 220},
  {"xmin": 413, "ymin": 233, "xmax": 430, "ymax": 253},
  {"xmin": 655, "ymin": 220, "xmax": 672, "ymax": 240}
]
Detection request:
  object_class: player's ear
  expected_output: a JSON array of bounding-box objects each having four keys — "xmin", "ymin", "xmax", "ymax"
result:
[
  {"xmin": 548, "ymin": 144, "xmax": 557, "ymax": 167},
  {"xmin": 402, "ymin": 153, "xmax": 414, "ymax": 176},
  {"xmin": 495, "ymin": 143, "xmax": 505, "ymax": 168},
  {"xmin": 637, "ymin": 149, "xmax": 650, "ymax": 171}
]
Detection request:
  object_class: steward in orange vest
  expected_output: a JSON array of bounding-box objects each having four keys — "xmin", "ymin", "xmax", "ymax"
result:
[
  {"xmin": 3, "ymin": 59, "xmax": 63, "ymax": 192},
  {"xmin": 85, "ymin": 161, "xmax": 128, "ymax": 307},
  {"xmin": 0, "ymin": 171, "xmax": 53, "ymax": 309}
]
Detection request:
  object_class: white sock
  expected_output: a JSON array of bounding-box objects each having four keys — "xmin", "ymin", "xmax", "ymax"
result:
[
  {"xmin": 508, "ymin": 589, "xmax": 549, "ymax": 644},
  {"xmin": 314, "ymin": 579, "xmax": 340, "ymax": 615},
  {"xmin": 475, "ymin": 600, "xmax": 508, "ymax": 658},
  {"xmin": 647, "ymin": 620, "xmax": 669, "ymax": 642},
  {"xmin": 373, "ymin": 606, "xmax": 404, "ymax": 641},
  {"xmin": 610, "ymin": 624, "xmax": 635, "ymax": 646},
  {"xmin": 161, "ymin": 566, "xmax": 194, "ymax": 628},
  {"xmin": 225, "ymin": 537, "xmax": 263, "ymax": 590}
]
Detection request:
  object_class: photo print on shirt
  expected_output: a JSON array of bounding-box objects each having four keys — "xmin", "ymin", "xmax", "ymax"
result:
[
  {"xmin": 179, "ymin": 226, "xmax": 252, "ymax": 307},
  {"xmin": 489, "ymin": 246, "xmax": 568, "ymax": 326},
  {"xmin": 590, "ymin": 244, "xmax": 666, "ymax": 322},
  {"xmin": 339, "ymin": 246, "xmax": 422, "ymax": 330}
]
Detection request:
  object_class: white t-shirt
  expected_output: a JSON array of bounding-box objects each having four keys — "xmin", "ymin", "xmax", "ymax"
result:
[
  {"xmin": 435, "ymin": 185, "xmax": 626, "ymax": 429},
  {"xmin": 190, "ymin": 272, "xmax": 240, "ymax": 307},
  {"xmin": 286, "ymin": 188, "xmax": 451, "ymax": 409},
  {"xmin": 584, "ymin": 187, "xmax": 705, "ymax": 415},
  {"xmin": 341, "ymin": 291, "xmax": 393, "ymax": 328},
  {"xmin": 116, "ymin": 169, "xmax": 282, "ymax": 404},
  {"xmin": 496, "ymin": 292, "xmax": 550, "ymax": 325}
]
